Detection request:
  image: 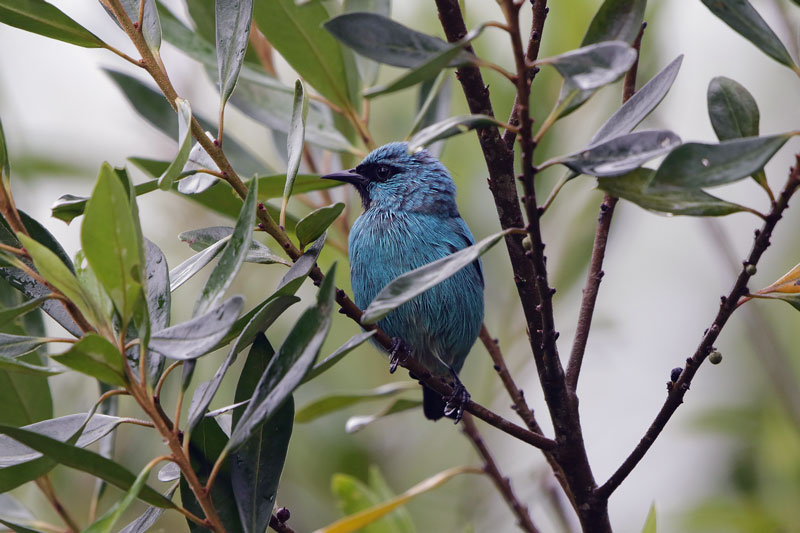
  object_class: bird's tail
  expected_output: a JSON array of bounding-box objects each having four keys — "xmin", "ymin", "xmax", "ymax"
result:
[{"xmin": 422, "ymin": 385, "xmax": 446, "ymax": 421}]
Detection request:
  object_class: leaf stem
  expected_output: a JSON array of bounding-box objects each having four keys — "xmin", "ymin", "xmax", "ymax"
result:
[
  {"xmin": 540, "ymin": 174, "xmax": 570, "ymax": 213},
  {"xmin": 35, "ymin": 475, "xmax": 81, "ymax": 533},
  {"xmin": 154, "ymin": 360, "xmax": 183, "ymax": 400}
]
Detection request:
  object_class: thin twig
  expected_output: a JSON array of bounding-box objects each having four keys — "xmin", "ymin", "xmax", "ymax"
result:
[
  {"xmin": 461, "ymin": 414, "xmax": 540, "ymax": 533},
  {"xmin": 35, "ymin": 476, "xmax": 81, "ymax": 533},
  {"xmin": 154, "ymin": 360, "xmax": 183, "ymax": 399},
  {"xmin": 596, "ymin": 156, "xmax": 800, "ymax": 499}
]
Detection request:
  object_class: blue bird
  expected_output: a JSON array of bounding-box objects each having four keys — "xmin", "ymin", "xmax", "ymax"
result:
[{"xmin": 322, "ymin": 142, "xmax": 484, "ymax": 421}]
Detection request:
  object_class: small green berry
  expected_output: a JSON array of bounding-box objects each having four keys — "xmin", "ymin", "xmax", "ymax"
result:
[
  {"xmin": 708, "ymin": 351, "xmax": 723, "ymax": 365},
  {"xmin": 745, "ymin": 264, "xmax": 757, "ymax": 276},
  {"xmin": 522, "ymin": 235, "xmax": 533, "ymax": 251}
]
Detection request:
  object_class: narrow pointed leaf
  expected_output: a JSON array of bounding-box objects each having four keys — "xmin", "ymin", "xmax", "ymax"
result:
[
  {"xmin": 0, "ymin": 333, "xmax": 49, "ymax": 358},
  {"xmin": 0, "ymin": 518, "xmax": 37, "ymax": 532},
  {"xmin": 641, "ymin": 503, "xmax": 657, "ymax": 533},
  {"xmin": 407, "ymin": 114, "xmax": 504, "ymax": 152},
  {"xmin": 0, "ymin": 118, "xmax": 8, "ymax": 179},
  {"xmin": 119, "ymin": 485, "xmax": 178, "ymax": 533},
  {"xmin": 303, "ymin": 330, "xmax": 376, "ymax": 384},
  {"xmin": 651, "ymin": 134, "xmax": 792, "ymax": 188},
  {"xmin": 217, "ymin": 0, "xmax": 253, "ymax": 107},
  {"xmin": 178, "ymin": 136, "xmax": 221, "ymax": 195},
  {"xmin": 0, "ymin": 355, "xmax": 59, "ymax": 376},
  {"xmin": 158, "ymin": 99, "xmax": 193, "ymax": 191},
  {"xmin": 700, "ymin": 0, "xmax": 796, "ymax": 68},
  {"xmin": 708, "ymin": 76, "xmax": 760, "ymax": 141},
  {"xmin": 81, "ymin": 163, "xmax": 143, "ymax": 324},
  {"xmin": 542, "ymin": 41, "xmax": 638, "ymax": 91},
  {"xmin": 582, "ymin": 0, "xmax": 647, "ymax": 46},
  {"xmin": 51, "ymin": 334, "xmax": 126, "ymax": 387},
  {"xmin": 169, "ymin": 237, "xmax": 228, "ymax": 292},
  {"xmin": 149, "ymin": 296, "xmax": 244, "ymax": 360},
  {"xmin": 296, "ymin": 382, "xmax": 416, "ymax": 423},
  {"xmin": 325, "ymin": 12, "xmax": 474, "ymax": 68},
  {"xmin": 143, "ymin": 240, "xmax": 170, "ymax": 381},
  {"xmin": 229, "ymin": 264, "xmax": 337, "ymax": 452},
  {"xmin": 315, "ymin": 467, "xmax": 479, "ymax": 533},
  {"xmin": 296, "ymin": 203, "xmax": 345, "ymax": 249},
  {"xmin": 343, "ymin": 0, "xmax": 391, "ymax": 85},
  {"xmin": 195, "ymin": 177, "xmax": 257, "ymax": 316},
  {"xmin": 180, "ymin": 227, "xmax": 289, "ymax": 266},
  {"xmin": 281, "ymin": 80, "xmax": 308, "ymax": 227},
  {"xmin": 591, "ymin": 55, "xmax": 684, "ymax": 144},
  {"xmin": 751, "ymin": 293, "xmax": 800, "ymax": 312},
  {"xmin": 329, "ymin": 470, "xmax": 412, "ymax": 533},
  {"xmin": 0, "ymin": 297, "xmax": 46, "ymax": 328},
  {"xmin": 755, "ymin": 262, "xmax": 800, "ymax": 295},
  {"xmin": 556, "ymin": 130, "xmax": 681, "ymax": 177},
  {"xmin": 118, "ymin": 0, "xmax": 161, "ymax": 53},
  {"xmin": 598, "ymin": 168, "xmax": 746, "ymax": 216},
  {"xmin": 0, "ymin": 0, "xmax": 105, "ymax": 48},
  {"xmin": 362, "ymin": 229, "xmax": 510, "ymax": 324},
  {"xmin": 345, "ymin": 398, "xmax": 422, "ymax": 434},
  {"xmin": 0, "ymin": 424, "xmax": 175, "ymax": 508},
  {"xmin": 410, "ymin": 72, "xmax": 451, "ymax": 138}
]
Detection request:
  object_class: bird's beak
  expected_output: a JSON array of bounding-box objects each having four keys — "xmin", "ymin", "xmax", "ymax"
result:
[{"xmin": 321, "ymin": 168, "xmax": 368, "ymax": 187}]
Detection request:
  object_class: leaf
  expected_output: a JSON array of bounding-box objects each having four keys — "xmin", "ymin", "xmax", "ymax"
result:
[
  {"xmin": 555, "ymin": 130, "xmax": 681, "ymax": 177},
  {"xmin": 650, "ymin": 134, "xmax": 792, "ymax": 188},
  {"xmin": 118, "ymin": 485, "xmax": 178, "ymax": 533},
  {"xmin": 362, "ymin": 229, "xmax": 509, "ymax": 324},
  {"xmin": 316, "ymin": 466, "xmax": 479, "ymax": 533},
  {"xmin": 185, "ymin": 295, "xmax": 299, "ymax": 434},
  {"xmin": 51, "ymin": 334, "xmax": 126, "ymax": 388},
  {"xmin": 0, "ymin": 333, "xmax": 48, "ymax": 358},
  {"xmin": 81, "ymin": 162, "xmax": 143, "ymax": 324},
  {"xmin": 541, "ymin": 41, "xmax": 638, "ymax": 91},
  {"xmin": 169, "ymin": 238, "xmax": 228, "ymax": 292},
  {"xmin": 143, "ymin": 239, "xmax": 170, "ymax": 381},
  {"xmin": 700, "ymin": 0, "xmax": 797, "ymax": 69},
  {"xmin": 591, "ymin": 55, "xmax": 684, "ymax": 145},
  {"xmin": 345, "ymin": 398, "xmax": 422, "ymax": 434},
  {"xmin": 177, "ymin": 136, "xmax": 221, "ymax": 194},
  {"xmin": 410, "ymin": 72, "xmax": 451, "ymax": 140},
  {"xmin": 0, "ymin": 117, "xmax": 7, "ymax": 180},
  {"xmin": 16, "ymin": 234, "xmax": 108, "ymax": 332},
  {"xmin": 329, "ymin": 472, "xmax": 405, "ymax": 533},
  {"xmin": 158, "ymin": 99, "xmax": 193, "ymax": 191},
  {"xmin": 0, "ymin": 493, "xmax": 34, "ymax": 524},
  {"xmin": 0, "ymin": 355, "xmax": 60, "ymax": 376},
  {"xmin": 281, "ymin": 81, "xmax": 308, "ymax": 228},
  {"xmin": 0, "ymin": 0, "xmax": 105, "ymax": 48},
  {"xmin": 253, "ymin": 0, "xmax": 356, "ymax": 109},
  {"xmin": 343, "ymin": 0, "xmax": 390, "ymax": 86},
  {"xmin": 296, "ymin": 382, "xmax": 416, "ymax": 423},
  {"xmin": 296, "ymin": 203, "xmax": 345, "ymax": 249},
  {"xmin": 324, "ymin": 12, "xmax": 473, "ymax": 69},
  {"xmin": 303, "ymin": 330, "xmax": 376, "ymax": 384},
  {"xmin": 0, "ymin": 518, "xmax": 37, "ymax": 533},
  {"xmin": 0, "ymin": 297, "xmax": 45, "ymax": 328},
  {"xmin": 195, "ymin": 177, "xmax": 257, "ymax": 316},
  {"xmin": 216, "ymin": 0, "xmax": 254, "ymax": 107},
  {"xmin": 708, "ymin": 76, "xmax": 760, "ymax": 141},
  {"xmin": 0, "ymin": 424, "xmax": 175, "ymax": 508},
  {"xmin": 180, "ymin": 227, "xmax": 289, "ymax": 266},
  {"xmin": 407, "ymin": 114, "xmax": 503, "ymax": 152},
  {"xmin": 118, "ymin": 0, "xmax": 161, "ymax": 54},
  {"xmin": 754, "ymin": 262, "xmax": 800, "ymax": 296},
  {"xmin": 84, "ymin": 458, "xmax": 164, "ymax": 533},
  {"xmin": 581, "ymin": 0, "xmax": 647, "ymax": 46},
  {"xmin": 228, "ymin": 263, "xmax": 337, "ymax": 452},
  {"xmin": 231, "ymin": 335, "xmax": 292, "ymax": 533},
  {"xmin": 598, "ymin": 168, "xmax": 746, "ymax": 217},
  {"xmin": 149, "ymin": 296, "xmax": 244, "ymax": 360},
  {"xmin": 274, "ymin": 233, "xmax": 327, "ymax": 297},
  {"xmin": 641, "ymin": 503, "xmax": 657, "ymax": 533}
]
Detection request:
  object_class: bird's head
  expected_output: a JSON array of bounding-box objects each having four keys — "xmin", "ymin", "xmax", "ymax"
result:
[{"xmin": 322, "ymin": 142, "xmax": 458, "ymax": 214}]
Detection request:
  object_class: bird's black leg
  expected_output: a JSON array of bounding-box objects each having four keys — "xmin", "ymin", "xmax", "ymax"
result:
[
  {"xmin": 443, "ymin": 367, "xmax": 470, "ymax": 423},
  {"xmin": 388, "ymin": 337, "xmax": 409, "ymax": 374}
]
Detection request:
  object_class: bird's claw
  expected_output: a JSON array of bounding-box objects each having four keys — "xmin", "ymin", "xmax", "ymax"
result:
[
  {"xmin": 388, "ymin": 337, "xmax": 408, "ymax": 374},
  {"xmin": 443, "ymin": 377, "xmax": 470, "ymax": 424}
]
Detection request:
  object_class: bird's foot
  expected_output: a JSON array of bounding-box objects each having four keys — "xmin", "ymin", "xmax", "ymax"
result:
[
  {"xmin": 388, "ymin": 337, "xmax": 409, "ymax": 374},
  {"xmin": 443, "ymin": 374, "xmax": 470, "ymax": 424}
]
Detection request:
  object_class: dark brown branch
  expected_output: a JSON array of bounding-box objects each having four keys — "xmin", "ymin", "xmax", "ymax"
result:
[
  {"xmin": 596, "ymin": 157, "xmax": 800, "ymax": 499},
  {"xmin": 566, "ymin": 24, "xmax": 645, "ymax": 392},
  {"xmin": 462, "ymin": 414, "xmax": 540, "ymax": 533}
]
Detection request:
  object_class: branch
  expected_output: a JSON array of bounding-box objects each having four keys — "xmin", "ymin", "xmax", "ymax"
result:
[
  {"xmin": 35, "ymin": 476, "xmax": 80, "ymax": 533},
  {"xmin": 566, "ymin": 24, "xmax": 645, "ymax": 392},
  {"xmin": 461, "ymin": 414, "xmax": 540, "ymax": 533},
  {"xmin": 596, "ymin": 156, "xmax": 800, "ymax": 499}
]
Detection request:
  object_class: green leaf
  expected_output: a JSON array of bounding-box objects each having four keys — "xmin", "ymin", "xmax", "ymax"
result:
[
  {"xmin": 708, "ymin": 76, "xmax": 759, "ymax": 141},
  {"xmin": 345, "ymin": 398, "xmax": 422, "ymax": 434},
  {"xmin": 296, "ymin": 203, "xmax": 345, "ymax": 249},
  {"xmin": 180, "ymin": 226, "xmax": 289, "ymax": 265},
  {"xmin": 700, "ymin": 0, "xmax": 797, "ymax": 69},
  {"xmin": 591, "ymin": 55, "xmax": 683, "ymax": 144},
  {"xmin": 17, "ymin": 234, "xmax": 108, "ymax": 332},
  {"xmin": 0, "ymin": 0, "xmax": 105, "ymax": 48},
  {"xmin": 410, "ymin": 72, "xmax": 451, "ymax": 140},
  {"xmin": 217, "ymin": 0, "xmax": 254, "ymax": 108},
  {"xmin": 0, "ymin": 112, "xmax": 8, "ymax": 180},
  {"xmin": 303, "ymin": 330, "xmax": 376, "ymax": 384},
  {"xmin": 0, "ymin": 518, "xmax": 37, "ymax": 533},
  {"xmin": 555, "ymin": 130, "xmax": 681, "ymax": 177},
  {"xmin": 118, "ymin": 485, "xmax": 178, "ymax": 533},
  {"xmin": 362, "ymin": 229, "xmax": 510, "ymax": 324},
  {"xmin": 228, "ymin": 263, "xmax": 337, "ymax": 452},
  {"xmin": 296, "ymin": 382, "xmax": 416, "ymax": 423},
  {"xmin": 0, "ymin": 297, "xmax": 45, "ymax": 328},
  {"xmin": 51, "ymin": 334, "xmax": 126, "ymax": 388},
  {"xmin": 641, "ymin": 503, "xmax": 657, "ymax": 533},
  {"xmin": 330, "ymin": 473, "xmax": 401, "ymax": 533},
  {"xmin": 0, "ymin": 333, "xmax": 49, "ymax": 358},
  {"xmin": 650, "ymin": 134, "xmax": 792, "ymax": 188},
  {"xmin": 195, "ymin": 177, "xmax": 257, "ymax": 316},
  {"xmin": 149, "ymin": 296, "xmax": 244, "ymax": 360},
  {"xmin": 118, "ymin": 0, "xmax": 161, "ymax": 54},
  {"xmin": 170, "ymin": 237, "xmax": 227, "ymax": 292},
  {"xmin": 541, "ymin": 41, "xmax": 638, "ymax": 91},
  {"xmin": 598, "ymin": 168, "xmax": 746, "ymax": 216},
  {"xmin": 0, "ymin": 355, "xmax": 59, "ymax": 376},
  {"xmin": 343, "ymin": 0, "xmax": 390, "ymax": 86},
  {"xmin": 0, "ymin": 424, "xmax": 175, "ymax": 508},
  {"xmin": 407, "ymin": 114, "xmax": 503, "ymax": 152},
  {"xmin": 142, "ymin": 240, "xmax": 170, "ymax": 381},
  {"xmin": 185, "ymin": 295, "xmax": 299, "ymax": 434},
  {"xmin": 85, "ymin": 458, "xmax": 163, "ymax": 533},
  {"xmin": 325, "ymin": 12, "xmax": 474, "ymax": 69},
  {"xmin": 253, "ymin": 0, "xmax": 355, "ymax": 109},
  {"xmin": 158, "ymin": 99, "xmax": 193, "ymax": 191},
  {"xmin": 81, "ymin": 162, "xmax": 143, "ymax": 324},
  {"xmin": 274, "ymin": 233, "xmax": 327, "ymax": 297},
  {"xmin": 582, "ymin": 0, "xmax": 647, "ymax": 46},
  {"xmin": 231, "ymin": 335, "xmax": 293, "ymax": 533},
  {"xmin": 281, "ymin": 80, "xmax": 308, "ymax": 228}
]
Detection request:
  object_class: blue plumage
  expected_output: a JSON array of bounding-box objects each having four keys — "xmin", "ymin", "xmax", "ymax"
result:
[{"xmin": 323, "ymin": 142, "xmax": 484, "ymax": 421}]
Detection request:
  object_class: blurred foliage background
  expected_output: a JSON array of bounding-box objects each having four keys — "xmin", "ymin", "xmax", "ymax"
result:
[{"xmin": 1, "ymin": 0, "xmax": 800, "ymax": 531}]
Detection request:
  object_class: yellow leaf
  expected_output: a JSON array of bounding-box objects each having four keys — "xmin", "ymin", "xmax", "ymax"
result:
[
  {"xmin": 755, "ymin": 262, "xmax": 800, "ymax": 295},
  {"xmin": 314, "ymin": 466, "xmax": 482, "ymax": 533}
]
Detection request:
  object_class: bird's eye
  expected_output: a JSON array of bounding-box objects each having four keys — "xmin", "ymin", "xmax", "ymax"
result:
[{"xmin": 375, "ymin": 165, "xmax": 392, "ymax": 181}]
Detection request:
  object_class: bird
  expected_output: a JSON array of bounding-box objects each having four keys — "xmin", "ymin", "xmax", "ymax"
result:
[{"xmin": 322, "ymin": 142, "xmax": 484, "ymax": 422}]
